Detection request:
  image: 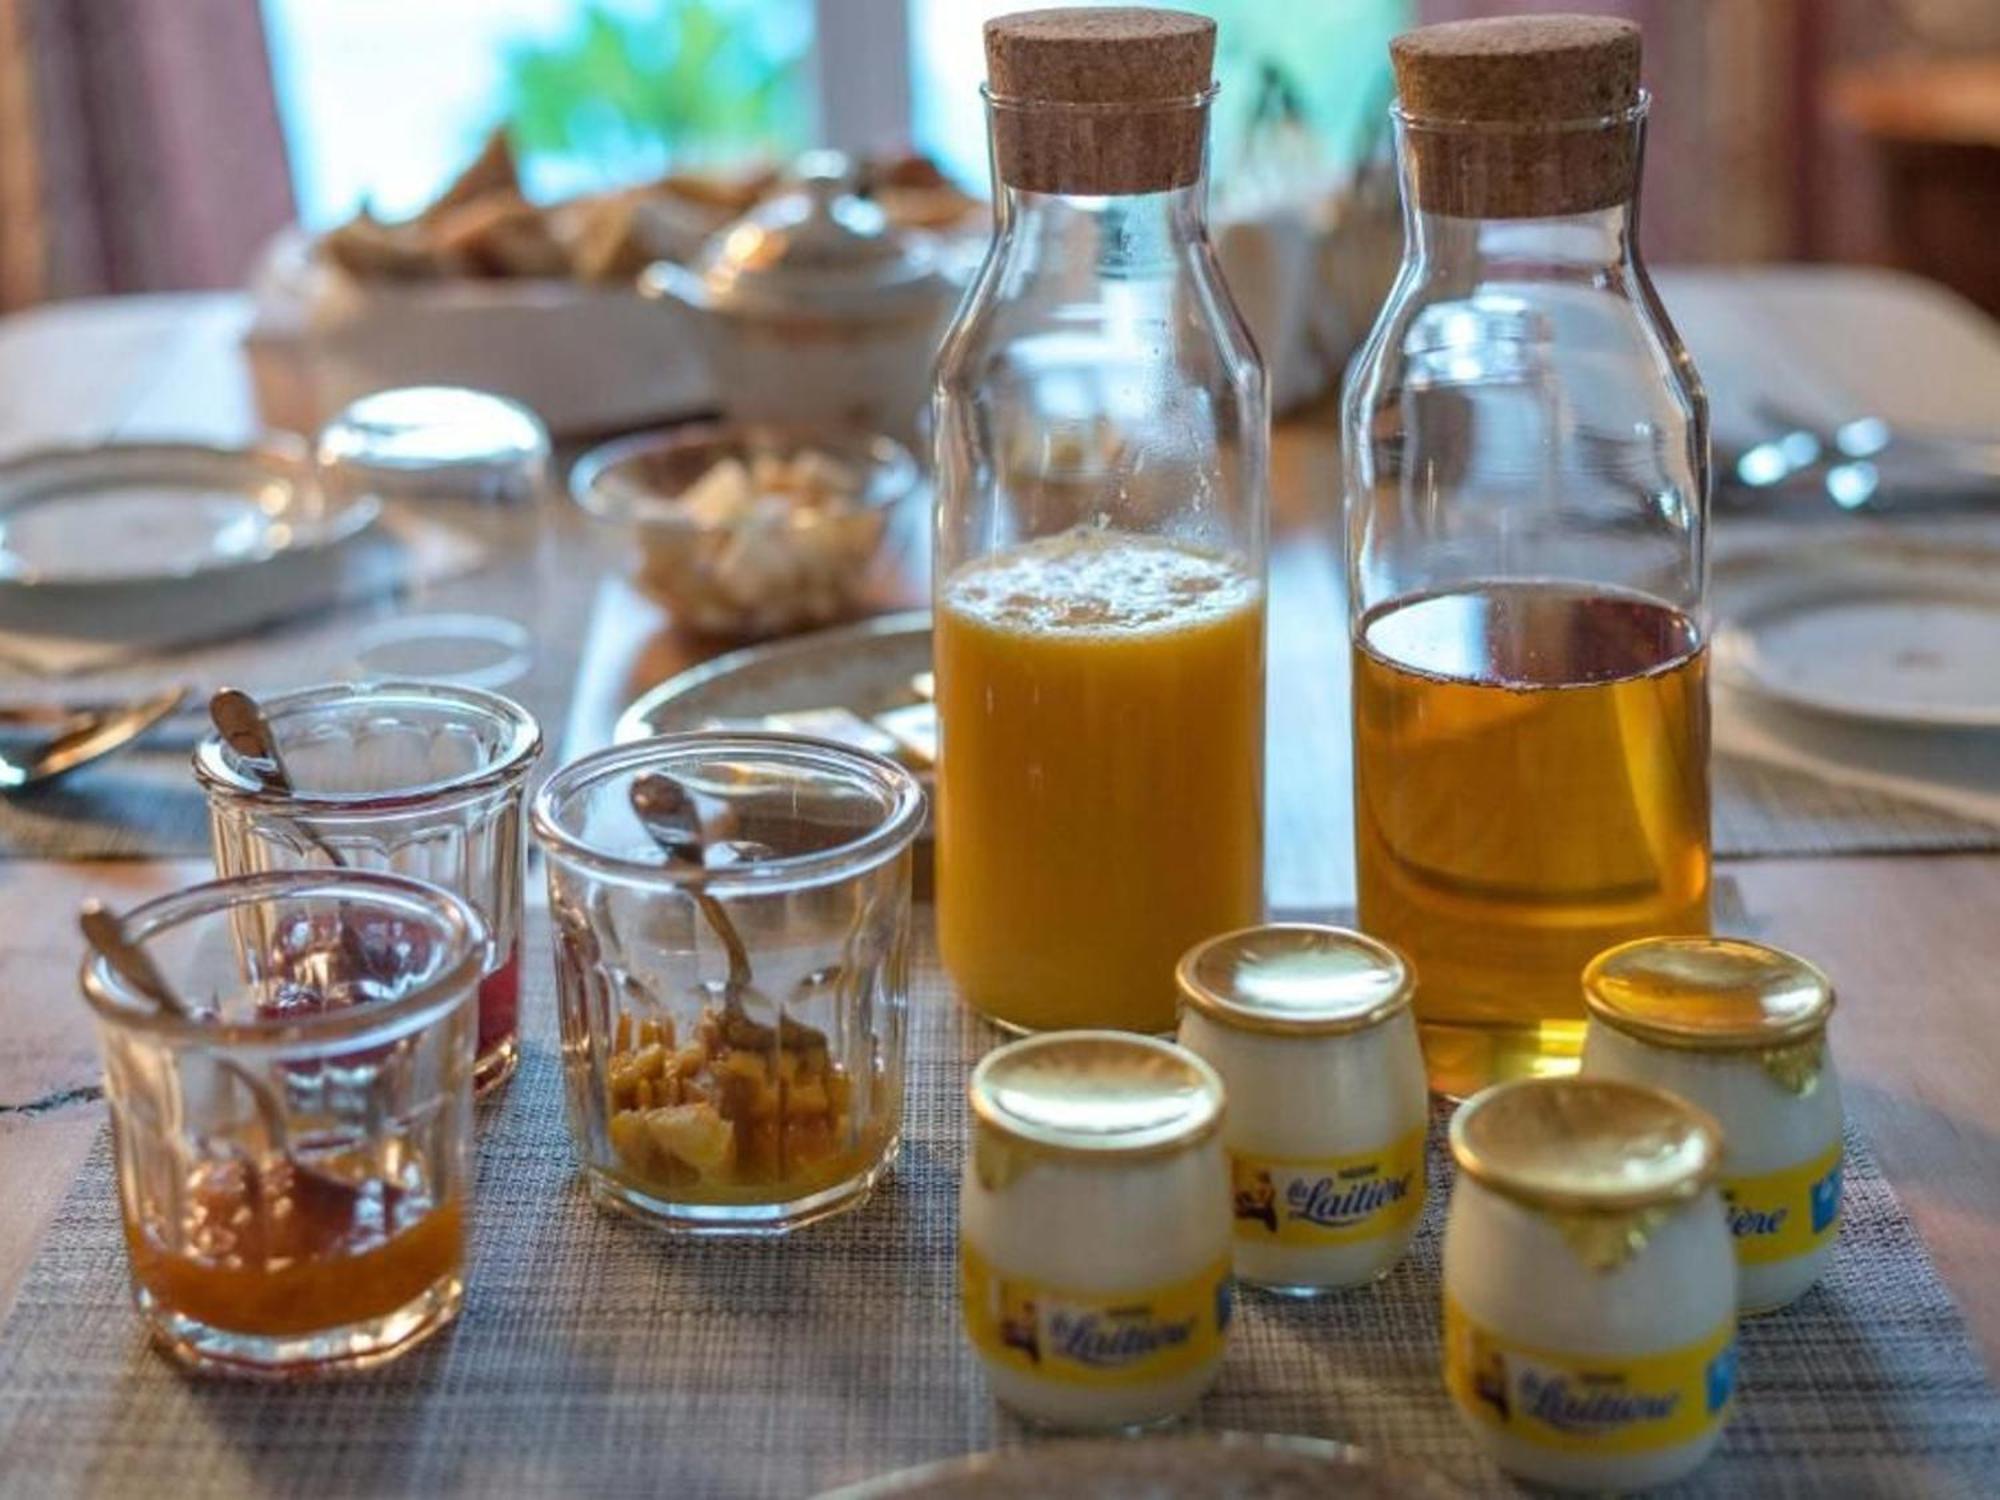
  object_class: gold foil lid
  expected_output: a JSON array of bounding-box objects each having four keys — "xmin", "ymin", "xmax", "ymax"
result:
[
  {"xmin": 1176, "ymin": 924, "xmax": 1413, "ymax": 1038},
  {"xmin": 1584, "ymin": 937, "xmax": 1835, "ymax": 1053},
  {"xmin": 1450, "ymin": 1077, "xmax": 1721, "ymax": 1216},
  {"xmin": 970, "ymin": 1031, "xmax": 1224, "ymax": 1171}
]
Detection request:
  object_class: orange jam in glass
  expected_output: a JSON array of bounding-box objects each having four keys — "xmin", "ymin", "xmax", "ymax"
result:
[
  {"xmin": 936, "ymin": 529, "xmax": 1265, "ymax": 1033},
  {"xmin": 124, "ymin": 1156, "xmax": 463, "ymax": 1338}
]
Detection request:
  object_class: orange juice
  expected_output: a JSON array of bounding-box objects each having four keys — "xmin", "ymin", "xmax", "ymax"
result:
[{"xmin": 936, "ymin": 529, "xmax": 1264, "ymax": 1032}]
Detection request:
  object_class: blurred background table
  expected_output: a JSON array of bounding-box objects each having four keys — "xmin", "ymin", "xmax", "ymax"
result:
[{"xmin": 0, "ymin": 271, "xmax": 1995, "ymax": 1391}]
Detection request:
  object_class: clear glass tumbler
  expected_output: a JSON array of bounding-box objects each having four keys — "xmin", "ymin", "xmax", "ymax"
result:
[
  {"xmin": 80, "ymin": 869, "xmax": 488, "ymax": 1376},
  {"xmin": 533, "ymin": 732, "xmax": 924, "ymax": 1234},
  {"xmin": 196, "ymin": 681, "xmax": 542, "ymax": 1094}
]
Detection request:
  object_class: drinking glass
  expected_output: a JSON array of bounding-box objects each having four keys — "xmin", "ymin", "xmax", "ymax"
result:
[
  {"xmin": 533, "ymin": 732, "xmax": 924, "ymax": 1234},
  {"xmin": 196, "ymin": 680, "xmax": 541, "ymax": 1093},
  {"xmin": 80, "ymin": 869, "xmax": 487, "ymax": 1376},
  {"xmin": 315, "ymin": 385, "xmax": 552, "ymax": 690}
]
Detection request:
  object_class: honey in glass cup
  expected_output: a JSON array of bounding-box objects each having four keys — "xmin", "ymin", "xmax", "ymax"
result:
[{"xmin": 80, "ymin": 869, "xmax": 487, "ymax": 1376}]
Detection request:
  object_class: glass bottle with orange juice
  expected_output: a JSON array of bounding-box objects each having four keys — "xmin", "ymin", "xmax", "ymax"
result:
[{"xmin": 932, "ymin": 8, "xmax": 1269, "ymax": 1035}]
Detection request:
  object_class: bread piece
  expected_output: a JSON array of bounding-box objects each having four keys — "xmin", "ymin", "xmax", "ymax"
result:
[
  {"xmin": 422, "ymin": 127, "xmax": 521, "ymax": 222},
  {"xmin": 428, "ymin": 193, "xmax": 571, "ymax": 279}
]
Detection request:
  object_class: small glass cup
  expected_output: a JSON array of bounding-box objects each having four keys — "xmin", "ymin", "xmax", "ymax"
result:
[
  {"xmin": 316, "ymin": 385, "xmax": 553, "ymax": 690},
  {"xmin": 80, "ymin": 869, "xmax": 488, "ymax": 1377},
  {"xmin": 533, "ymin": 732, "xmax": 925, "ymax": 1234},
  {"xmin": 195, "ymin": 681, "xmax": 541, "ymax": 1094}
]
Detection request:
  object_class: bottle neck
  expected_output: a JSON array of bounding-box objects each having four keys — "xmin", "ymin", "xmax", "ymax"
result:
[
  {"xmin": 1404, "ymin": 199, "xmax": 1640, "ymax": 283},
  {"xmin": 992, "ymin": 177, "xmax": 1212, "ymax": 275},
  {"xmin": 1391, "ymin": 100, "xmax": 1648, "ymax": 283}
]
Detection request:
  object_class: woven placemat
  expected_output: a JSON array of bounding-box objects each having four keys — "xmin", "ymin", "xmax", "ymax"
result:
[
  {"xmin": 0, "ymin": 915, "xmax": 1994, "ymax": 1498},
  {"xmin": 5, "ymin": 745, "xmax": 1993, "ymax": 864}
]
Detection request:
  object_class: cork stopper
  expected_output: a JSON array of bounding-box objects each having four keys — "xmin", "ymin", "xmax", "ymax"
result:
[
  {"xmin": 984, "ymin": 8, "xmax": 1216, "ymax": 196},
  {"xmin": 1391, "ymin": 15, "xmax": 1643, "ymax": 219}
]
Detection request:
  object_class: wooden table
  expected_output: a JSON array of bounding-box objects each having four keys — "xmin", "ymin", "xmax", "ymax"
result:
[{"xmin": 0, "ymin": 288, "xmax": 1995, "ymax": 1387}]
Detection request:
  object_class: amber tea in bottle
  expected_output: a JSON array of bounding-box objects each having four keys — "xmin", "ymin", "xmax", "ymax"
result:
[{"xmin": 1342, "ymin": 16, "xmax": 1711, "ymax": 1096}]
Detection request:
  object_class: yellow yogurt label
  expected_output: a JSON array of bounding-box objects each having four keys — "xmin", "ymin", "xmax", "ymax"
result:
[
  {"xmin": 1722, "ymin": 1139, "xmax": 1842, "ymax": 1266},
  {"xmin": 1229, "ymin": 1126, "xmax": 1426, "ymax": 1246},
  {"xmin": 1445, "ymin": 1297, "xmax": 1738, "ymax": 1456},
  {"xmin": 961, "ymin": 1243, "xmax": 1231, "ymax": 1388}
]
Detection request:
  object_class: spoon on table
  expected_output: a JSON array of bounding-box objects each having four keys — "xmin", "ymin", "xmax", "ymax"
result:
[
  {"xmin": 77, "ymin": 899, "xmax": 375, "ymax": 1219},
  {"xmin": 0, "ymin": 683, "xmax": 190, "ymax": 791}
]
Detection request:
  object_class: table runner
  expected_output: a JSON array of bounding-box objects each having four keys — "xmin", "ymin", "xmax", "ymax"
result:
[{"xmin": 0, "ymin": 916, "xmax": 1994, "ymax": 1498}]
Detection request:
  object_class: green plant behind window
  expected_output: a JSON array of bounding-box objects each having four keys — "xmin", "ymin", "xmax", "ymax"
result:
[{"xmin": 502, "ymin": 0, "xmax": 810, "ymax": 190}]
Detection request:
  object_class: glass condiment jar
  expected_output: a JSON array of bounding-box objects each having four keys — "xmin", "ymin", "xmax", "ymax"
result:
[
  {"xmin": 1443, "ymin": 1077, "xmax": 1738, "ymax": 1491},
  {"xmin": 1581, "ymin": 936, "xmax": 1842, "ymax": 1312},
  {"xmin": 1342, "ymin": 16, "xmax": 1711, "ymax": 1097},
  {"xmin": 960, "ymin": 1031, "xmax": 1232, "ymax": 1430},
  {"xmin": 932, "ymin": 8, "xmax": 1270, "ymax": 1035},
  {"xmin": 1175, "ymin": 925, "xmax": 1427, "ymax": 1293}
]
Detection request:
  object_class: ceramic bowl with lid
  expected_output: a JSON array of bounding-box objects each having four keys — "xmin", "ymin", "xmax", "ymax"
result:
[
  {"xmin": 960, "ymin": 1031, "xmax": 1232, "ymax": 1431},
  {"xmin": 1175, "ymin": 924, "xmax": 1428, "ymax": 1293},
  {"xmin": 641, "ymin": 151, "xmax": 962, "ymax": 443},
  {"xmin": 1442, "ymin": 1076, "xmax": 1738, "ymax": 1492},
  {"xmin": 1580, "ymin": 936, "xmax": 1843, "ymax": 1312}
]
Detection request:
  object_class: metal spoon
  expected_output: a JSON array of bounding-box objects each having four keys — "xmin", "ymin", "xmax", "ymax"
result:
[
  {"xmin": 628, "ymin": 770, "xmax": 757, "ymax": 999},
  {"xmin": 208, "ymin": 687, "xmax": 373, "ymax": 981},
  {"xmin": 627, "ymin": 770, "xmax": 830, "ymax": 1054},
  {"xmin": 77, "ymin": 899, "xmax": 372, "ymax": 1215},
  {"xmin": 0, "ymin": 684, "xmax": 189, "ymax": 791}
]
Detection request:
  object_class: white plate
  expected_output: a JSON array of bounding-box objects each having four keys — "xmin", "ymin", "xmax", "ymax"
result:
[
  {"xmin": 616, "ymin": 610, "xmax": 932, "ymax": 742},
  {"xmin": 814, "ymin": 1433, "xmax": 1463, "ymax": 1498},
  {"xmin": 0, "ymin": 439, "xmax": 378, "ymax": 592},
  {"xmin": 1712, "ymin": 536, "xmax": 2000, "ymax": 729}
]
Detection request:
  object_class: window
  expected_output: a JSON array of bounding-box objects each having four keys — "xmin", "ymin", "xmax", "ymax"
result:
[
  {"xmin": 909, "ymin": 0, "xmax": 1409, "ymax": 208},
  {"xmin": 263, "ymin": 0, "xmax": 814, "ymax": 227},
  {"xmin": 264, "ymin": 0, "xmax": 1405, "ymax": 229}
]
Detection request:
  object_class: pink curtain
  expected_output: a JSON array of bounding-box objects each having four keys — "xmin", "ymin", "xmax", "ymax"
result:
[{"xmin": 0, "ymin": 0, "xmax": 295, "ymax": 309}]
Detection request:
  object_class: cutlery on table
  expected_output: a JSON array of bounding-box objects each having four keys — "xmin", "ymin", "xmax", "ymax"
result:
[{"xmin": 0, "ymin": 683, "xmax": 189, "ymax": 790}]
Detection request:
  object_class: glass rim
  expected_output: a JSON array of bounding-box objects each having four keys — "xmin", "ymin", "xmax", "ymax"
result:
[
  {"xmin": 531, "ymin": 730, "xmax": 927, "ymax": 891},
  {"xmin": 80, "ymin": 868, "xmax": 491, "ymax": 1047},
  {"xmin": 193, "ymin": 678, "xmax": 543, "ymax": 812},
  {"xmin": 1392, "ymin": 90, "xmax": 1649, "ymax": 136},
  {"xmin": 980, "ymin": 81, "xmax": 1218, "ymax": 115}
]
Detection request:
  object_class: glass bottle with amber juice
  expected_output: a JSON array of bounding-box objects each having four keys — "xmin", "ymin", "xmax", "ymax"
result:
[
  {"xmin": 933, "ymin": 8, "xmax": 1268, "ymax": 1034},
  {"xmin": 1343, "ymin": 16, "xmax": 1710, "ymax": 1096}
]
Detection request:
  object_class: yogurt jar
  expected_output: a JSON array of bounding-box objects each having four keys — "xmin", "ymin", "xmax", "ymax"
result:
[
  {"xmin": 1581, "ymin": 936, "xmax": 1843, "ymax": 1313},
  {"xmin": 960, "ymin": 1031, "xmax": 1232, "ymax": 1431},
  {"xmin": 1175, "ymin": 924, "xmax": 1428, "ymax": 1293},
  {"xmin": 1443, "ymin": 1077, "xmax": 1738, "ymax": 1492}
]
